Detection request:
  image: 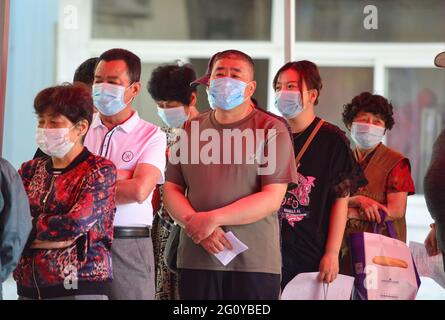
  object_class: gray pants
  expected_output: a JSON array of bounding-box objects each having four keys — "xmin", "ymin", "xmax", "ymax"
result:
[{"xmin": 109, "ymin": 237, "xmax": 155, "ymax": 300}]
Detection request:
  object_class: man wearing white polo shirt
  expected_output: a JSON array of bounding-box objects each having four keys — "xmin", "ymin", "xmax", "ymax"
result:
[{"xmin": 85, "ymin": 48, "xmax": 167, "ymax": 300}]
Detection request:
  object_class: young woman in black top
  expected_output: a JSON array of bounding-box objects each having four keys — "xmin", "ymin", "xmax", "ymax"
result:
[{"xmin": 274, "ymin": 61, "xmax": 366, "ymax": 288}]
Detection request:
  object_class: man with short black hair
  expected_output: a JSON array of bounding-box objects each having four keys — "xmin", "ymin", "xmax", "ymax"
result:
[
  {"xmin": 85, "ymin": 48, "xmax": 167, "ymax": 300},
  {"xmin": 73, "ymin": 57, "xmax": 99, "ymax": 86},
  {"xmin": 164, "ymin": 50, "xmax": 297, "ymax": 300}
]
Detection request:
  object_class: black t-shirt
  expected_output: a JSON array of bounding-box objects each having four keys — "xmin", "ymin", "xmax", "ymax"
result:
[{"xmin": 279, "ymin": 117, "xmax": 366, "ymax": 269}]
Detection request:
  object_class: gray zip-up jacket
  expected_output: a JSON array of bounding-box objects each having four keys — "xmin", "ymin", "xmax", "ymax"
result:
[
  {"xmin": 0, "ymin": 158, "xmax": 32, "ymax": 299},
  {"xmin": 424, "ymin": 129, "xmax": 445, "ymax": 271}
]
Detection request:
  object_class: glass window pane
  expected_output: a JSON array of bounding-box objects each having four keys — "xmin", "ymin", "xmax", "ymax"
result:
[
  {"xmin": 92, "ymin": 0, "xmax": 272, "ymax": 40},
  {"xmin": 386, "ymin": 68, "xmax": 445, "ymax": 193},
  {"xmin": 190, "ymin": 58, "xmax": 270, "ymax": 112},
  {"xmin": 295, "ymin": 0, "xmax": 445, "ymax": 42},
  {"xmin": 317, "ymin": 67, "xmax": 374, "ymax": 130}
]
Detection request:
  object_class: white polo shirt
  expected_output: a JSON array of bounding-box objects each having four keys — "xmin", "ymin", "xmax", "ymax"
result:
[{"xmin": 85, "ymin": 111, "xmax": 167, "ymax": 227}]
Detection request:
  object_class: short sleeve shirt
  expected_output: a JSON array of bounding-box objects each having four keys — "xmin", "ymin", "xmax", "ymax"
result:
[
  {"xmin": 280, "ymin": 118, "xmax": 367, "ymax": 268},
  {"xmin": 357, "ymin": 145, "xmax": 415, "ymax": 195},
  {"xmin": 166, "ymin": 108, "xmax": 298, "ymax": 274},
  {"xmin": 85, "ymin": 111, "xmax": 167, "ymax": 227}
]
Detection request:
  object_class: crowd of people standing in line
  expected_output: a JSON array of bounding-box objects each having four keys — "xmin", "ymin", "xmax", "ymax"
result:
[{"xmin": 1, "ymin": 47, "xmax": 444, "ymax": 300}]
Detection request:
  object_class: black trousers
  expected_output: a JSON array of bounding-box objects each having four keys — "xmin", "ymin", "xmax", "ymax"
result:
[
  {"xmin": 281, "ymin": 250, "xmax": 319, "ymax": 290},
  {"xmin": 281, "ymin": 262, "xmax": 319, "ymax": 290},
  {"xmin": 178, "ymin": 269, "xmax": 281, "ymax": 300}
]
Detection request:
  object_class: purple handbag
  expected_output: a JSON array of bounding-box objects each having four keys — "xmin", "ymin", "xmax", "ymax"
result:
[{"xmin": 349, "ymin": 210, "xmax": 421, "ymax": 300}]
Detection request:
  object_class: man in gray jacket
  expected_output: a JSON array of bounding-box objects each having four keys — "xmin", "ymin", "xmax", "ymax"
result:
[
  {"xmin": 0, "ymin": 158, "xmax": 32, "ymax": 299},
  {"xmin": 424, "ymin": 52, "xmax": 445, "ymax": 272}
]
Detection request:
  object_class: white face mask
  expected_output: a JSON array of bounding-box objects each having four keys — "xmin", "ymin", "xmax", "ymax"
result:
[
  {"xmin": 36, "ymin": 126, "xmax": 76, "ymax": 158},
  {"xmin": 92, "ymin": 83, "xmax": 132, "ymax": 116},
  {"xmin": 274, "ymin": 90, "xmax": 304, "ymax": 119},
  {"xmin": 157, "ymin": 106, "xmax": 188, "ymax": 128},
  {"xmin": 207, "ymin": 77, "xmax": 249, "ymax": 110},
  {"xmin": 351, "ymin": 122, "xmax": 386, "ymax": 150}
]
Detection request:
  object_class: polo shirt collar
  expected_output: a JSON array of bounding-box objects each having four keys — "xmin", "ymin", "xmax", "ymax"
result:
[
  {"xmin": 91, "ymin": 111, "xmax": 140, "ymax": 134},
  {"xmin": 118, "ymin": 111, "xmax": 140, "ymax": 133},
  {"xmin": 91, "ymin": 112, "xmax": 103, "ymax": 129}
]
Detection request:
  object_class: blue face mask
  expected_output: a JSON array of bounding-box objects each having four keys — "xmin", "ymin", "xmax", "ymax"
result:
[
  {"xmin": 92, "ymin": 83, "xmax": 131, "ymax": 116},
  {"xmin": 275, "ymin": 91, "xmax": 304, "ymax": 119},
  {"xmin": 207, "ymin": 77, "xmax": 248, "ymax": 111},
  {"xmin": 351, "ymin": 122, "xmax": 386, "ymax": 150},
  {"xmin": 157, "ymin": 106, "xmax": 188, "ymax": 128}
]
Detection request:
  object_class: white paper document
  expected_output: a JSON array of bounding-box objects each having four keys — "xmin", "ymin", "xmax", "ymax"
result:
[
  {"xmin": 281, "ymin": 272, "xmax": 355, "ymax": 300},
  {"xmin": 214, "ymin": 232, "xmax": 248, "ymax": 266},
  {"xmin": 409, "ymin": 241, "xmax": 445, "ymax": 289}
]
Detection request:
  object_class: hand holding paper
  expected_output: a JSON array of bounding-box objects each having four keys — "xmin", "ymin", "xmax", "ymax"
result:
[
  {"xmin": 213, "ymin": 232, "xmax": 248, "ymax": 266},
  {"xmin": 410, "ymin": 241, "xmax": 445, "ymax": 289}
]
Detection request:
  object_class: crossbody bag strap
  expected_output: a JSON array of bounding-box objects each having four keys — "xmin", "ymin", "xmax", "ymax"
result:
[{"xmin": 295, "ymin": 119, "xmax": 325, "ymax": 166}]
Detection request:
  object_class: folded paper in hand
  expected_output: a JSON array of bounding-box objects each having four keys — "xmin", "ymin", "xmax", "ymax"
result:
[
  {"xmin": 409, "ymin": 241, "xmax": 445, "ymax": 289},
  {"xmin": 214, "ymin": 232, "xmax": 248, "ymax": 266}
]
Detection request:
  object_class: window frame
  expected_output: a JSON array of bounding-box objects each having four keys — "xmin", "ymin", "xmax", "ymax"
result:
[{"xmin": 0, "ymin": 0, "xmax": 10, "ymax": 156}]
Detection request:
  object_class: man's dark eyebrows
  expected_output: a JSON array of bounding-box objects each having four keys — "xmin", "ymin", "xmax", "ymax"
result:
[
  {"xmin": 230, "ymin": 67, "xmax": 242, "ymax": 73},
  {"xmin": 94, "ymin": 75, "xmax": 120, "ymax": 80},
  {"xmin": 104, "ymin": 76, "xmax": 121, "ymax": 82}
]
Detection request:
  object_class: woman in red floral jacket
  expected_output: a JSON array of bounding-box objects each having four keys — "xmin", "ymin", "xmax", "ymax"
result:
[{"xmin": 14, "ymin": 83, "xmax": 117, "ymax": 300}]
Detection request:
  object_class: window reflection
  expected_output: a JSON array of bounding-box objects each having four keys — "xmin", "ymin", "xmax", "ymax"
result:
[
  {"xmin": 295, "ymin": 0, "xmax": 445, "ymax": 42},
  {"xmin": 317, "ymin": 67, "xmax": 374, "ymax": 131},
  {"xmin": 92, "ymin": 0, "xmax": 272, "ymax": 40},
  {"xmin": 386, "ymin": 68, "xmax": 445, "ymax": 192}
]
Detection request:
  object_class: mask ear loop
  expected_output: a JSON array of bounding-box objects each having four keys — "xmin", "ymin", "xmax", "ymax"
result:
[
  {"xmin": 67, "ymin": 122, "xmax": 78, "ymax": 145},
  {"xmin": 70, "ymin": 121, "xmax": 80, "ymax": 131},
  {"xmin": 123, "ymin": 83, "xmax": 136, "ymax": 106},
  {"xmin": 70, "ymin": 120, "xmax": 88, "ymax": 142},
  {"xmin": 243, "ymin": 81, "xmax": 256, "ymax": 106},
  {"xmin": 299, "ymin": 89, "xmax": 315, "ymax": 110},
  {"xmin": 180, "ymin": 105, "xmax": 191, "ymax": 120}
]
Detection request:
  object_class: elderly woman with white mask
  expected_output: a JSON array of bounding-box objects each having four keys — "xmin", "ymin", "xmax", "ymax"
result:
[
  {"xmin": 340, "ymin": 92, "xmax": 415, "ymax": 275},
  {"xmin": 14, "ymin": 83, "xmax": 117, "ymax": 300}
]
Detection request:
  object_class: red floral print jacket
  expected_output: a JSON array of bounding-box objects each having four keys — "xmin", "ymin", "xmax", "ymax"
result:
[{"xmin": 13, "ymin": 148, "xmax": 116, "ymax": 299}]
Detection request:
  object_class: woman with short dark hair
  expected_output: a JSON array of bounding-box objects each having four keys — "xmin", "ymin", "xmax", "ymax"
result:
[
  {"xmin": 148, "ymin": 63, "xmax": 199, "ymax": 128},
  {"xmin": 340, "ymin": 92, "xmax": 415, "ymax": 275},
  {"xmin": 13, "ymin": 83, "xmax": 117, "ymax": 300}
]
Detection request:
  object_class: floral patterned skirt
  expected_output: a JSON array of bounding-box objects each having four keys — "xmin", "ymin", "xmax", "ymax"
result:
[{"xmin": 152, "ymin": 210, "xmax": 179, "ymax": 300}]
